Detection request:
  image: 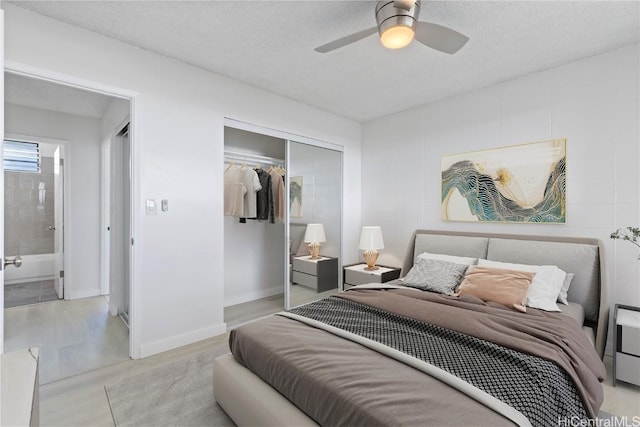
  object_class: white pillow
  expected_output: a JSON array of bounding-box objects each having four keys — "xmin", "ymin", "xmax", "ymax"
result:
[
  {"xmin": 417, "ymin": 252, "xmax": 477, "ymax": 266},
  {"xmin": 477, "ymin": 259, "xmax": 565, "ymax": 312},
  {"xmin": 557, "ymin": 272, "xmax": 574, "ymax": 305}
]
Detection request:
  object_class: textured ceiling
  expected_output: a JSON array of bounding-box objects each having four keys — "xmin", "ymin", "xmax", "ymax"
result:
[
  {"xmin": 8, "ymin": 1, "xmax": 640, "ymax": 122},
  {"xmin": 5, "ymin": 72, "xmax": 114, "ymax": 119}
]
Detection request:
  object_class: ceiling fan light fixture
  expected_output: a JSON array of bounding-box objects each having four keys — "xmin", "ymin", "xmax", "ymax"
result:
[
  {"xmin": 376, "ymin": 0, "xmax": 420, "ymax": 50},
  {"xmin": 380, "ymin": 25, "xmax": 414, "ymax": 49},
  {"xmin": 314, "ymin": 0, "xmax": 468, "ymax": 54}
]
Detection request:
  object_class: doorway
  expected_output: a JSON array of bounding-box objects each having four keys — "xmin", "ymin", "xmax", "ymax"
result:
[
  {"xmin": 2, "ymin": 69, "xmax": 134, "ymax": 382},
  {"xmin": 3, "ymin": 137, "xmax": 66, "ymax": 308}
]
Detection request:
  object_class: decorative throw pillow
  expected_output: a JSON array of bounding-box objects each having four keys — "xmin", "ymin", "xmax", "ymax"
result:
[
  {"xmin": 402, "ymin": 258, "xmax": 468, "ymax": 295},
  {"xmin": 417, "ymin": 252, "xmax": 478, "ymax": 266},
  {"xmin": 557, "ymin": 272, "xmax": 574, "ymax": 305},
  {"xmin": 457, "ymin": 266, "xmax": 535, "ymax": 313},
  {"xmin": 477, "ymin": 259, "xmax": 565, "ymax": 312}
]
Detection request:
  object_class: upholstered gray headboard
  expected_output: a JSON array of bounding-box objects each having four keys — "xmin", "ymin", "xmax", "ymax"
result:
[{"xmin": 400, "ymin": 230, "xmax": 609, "ymax": 358}]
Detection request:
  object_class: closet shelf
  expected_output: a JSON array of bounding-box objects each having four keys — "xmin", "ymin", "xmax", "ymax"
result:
[{"xmin": 224, "ymin": 151, "xmax": 285, "ymax": 167}]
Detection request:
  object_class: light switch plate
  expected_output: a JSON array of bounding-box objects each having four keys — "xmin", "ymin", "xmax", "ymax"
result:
[{"xmin": 146, "ymin": 199, "xmax": 157, "ymax": 215}]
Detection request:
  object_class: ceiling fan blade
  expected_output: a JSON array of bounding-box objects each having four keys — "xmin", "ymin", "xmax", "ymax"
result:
[
  {"xmin": 414, "ymin": 21, "xmax": 469, "ymax": 54},
  {"xmin": 314, "ymin": 27, "xmax": 378, "ymax": 53}
]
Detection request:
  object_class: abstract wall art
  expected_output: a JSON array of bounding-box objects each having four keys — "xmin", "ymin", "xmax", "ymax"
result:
[{"xmin": 441, "ymin": 138, "xmax": 566, "ymax": 223}]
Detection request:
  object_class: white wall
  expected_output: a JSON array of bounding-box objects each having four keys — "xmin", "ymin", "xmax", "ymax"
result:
[
  {"xmin": 362, "ymin": 45, "xmax": 640, "ymax": 352},
  {"xmin": 5, "ymin": 103, "xmax": 102, "ymax": 300},
  {"xmin": 2, "ymin": 4, "xmax": 362, "ymax": 357}
]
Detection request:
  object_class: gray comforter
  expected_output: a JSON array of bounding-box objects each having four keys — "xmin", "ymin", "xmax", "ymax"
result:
[{"xmin": 229, "ymin": 288, "xmax": 605, "ymax": 426}]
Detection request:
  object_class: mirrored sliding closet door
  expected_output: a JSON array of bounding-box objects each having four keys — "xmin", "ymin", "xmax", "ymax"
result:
[{"xmin": 286, "ymin": 140, "xmax": 342, "ymax": 309}]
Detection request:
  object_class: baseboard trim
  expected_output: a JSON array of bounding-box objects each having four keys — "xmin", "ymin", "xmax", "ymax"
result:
[
  {"xmin": 138, "ymin": 322, "xmax": 227, "ymax": 358},
  {"xmin": 224, "ymin": 286, "xmax": 283, "ymax": 307}
]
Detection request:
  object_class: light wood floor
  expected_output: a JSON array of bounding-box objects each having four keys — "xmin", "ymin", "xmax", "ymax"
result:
[
  {"xmin": 40, "ymin": 334, "xmax": 228, "ymax": 427},
  {"xmin": 224, "ymin": 285, "xmax": 340, "ymax": 329},
  {"xmin": 4, "ymin": 296, "xmax": 129, "ymax": 384},
  {"xmin": 291, "ymin": 284, "xmax": 340, "ymax": 307},
  {"xmin": 224, "ymin": 293, "xmax": 283, "ymax": 329},
  {"xmin": 601, "ymin": 356, "xmax": 640, "ymax": 418}
]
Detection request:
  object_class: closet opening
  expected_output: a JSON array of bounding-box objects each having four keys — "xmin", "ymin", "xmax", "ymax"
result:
[
  {"xmin": 222, "ymin": 120, "xmax": 344, "ymax": 328},
  {"xmin": 223, "ymin": 127, "xmax": 286, "ymax": 328}
]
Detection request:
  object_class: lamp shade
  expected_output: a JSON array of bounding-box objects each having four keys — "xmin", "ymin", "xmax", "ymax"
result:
[
  {"xmin": 304, "ymin": 224, "xmax": 326, "ymax": 243},
  {"xmin": 359, "ymin": 226, "xmax": 384, "ymax": 250}
]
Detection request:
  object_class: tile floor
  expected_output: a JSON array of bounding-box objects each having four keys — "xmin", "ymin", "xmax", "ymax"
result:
[
  {"xmin": 4, "ymin": 280, "xmax": 60, "ymax": 308},
  {"xmin": 4, "ymin": 296, "xmax": 130, "ymax": 384}
]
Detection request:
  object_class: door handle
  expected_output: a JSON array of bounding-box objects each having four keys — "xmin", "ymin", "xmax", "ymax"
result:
[
  {"xmin": 3, "ymin": 256, "xmax": 23, "ymax": 269},
  {"xmin": 48, "ymin": 226, "xmax": 56, "ymax": 231}
]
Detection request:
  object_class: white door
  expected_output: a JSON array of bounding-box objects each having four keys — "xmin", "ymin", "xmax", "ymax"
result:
[
  {"xmin": 53, "ymin": 146, "xmax": 64, "ymax": 298},
  {"xmin": 1, "ymin": 9, "xmax": 6, "ymax": 352},
  {"xmin": 109, "ymin": 134, "xmax": 124, "ymax": 317},
  {"xmin": 108, "ymin": 126, "xmax": 131, "ymax": 325}
]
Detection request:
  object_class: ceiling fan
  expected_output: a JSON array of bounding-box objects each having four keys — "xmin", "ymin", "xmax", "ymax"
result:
[{"xmin": 315, "ymin": 0, "xmax": 468, "ymax": 54}]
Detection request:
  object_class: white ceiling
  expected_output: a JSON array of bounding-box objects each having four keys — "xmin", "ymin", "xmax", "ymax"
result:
[
  {"xmin": 7, "ymin": 1, "xmax": 640, "ymax": 122},
  {"xmin": 5, "ymin": 72, "xmax": 114, "ymax": 119}
]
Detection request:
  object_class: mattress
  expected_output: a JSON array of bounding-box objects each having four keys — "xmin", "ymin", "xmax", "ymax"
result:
[
  {"xmin": 560, "ymin": 302, "xmax": 586, "ymax": 326},
  {"xmin": 230, "ymin": 313, "xmax": 516, "ymax": 426}
]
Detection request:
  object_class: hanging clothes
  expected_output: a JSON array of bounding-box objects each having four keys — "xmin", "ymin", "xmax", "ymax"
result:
[
  {"xmin": 224, "ymin": 164, "xmax": 246, "ymax": 216},
  {"xmin": 242, "ymin": 167, "xmax": 262, "ymax": 218},
  {"xmin": 255, "ymin": 168, "xmax": 275, "ymax": 223},
  {"xmin": 269, "ymin": 167, "xmax": 286, "ymax": 223}
]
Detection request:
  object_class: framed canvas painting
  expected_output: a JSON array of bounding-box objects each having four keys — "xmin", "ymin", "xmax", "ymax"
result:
[
  {"xmin": 441, "ymin": 138, "xmax": 566, "ymax": 223},
  {"xmin": 290, "ymin": 176, "xmax": 303, "ymax": 218}
]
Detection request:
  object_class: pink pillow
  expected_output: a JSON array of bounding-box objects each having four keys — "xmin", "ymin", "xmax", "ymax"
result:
[{"xmin": 457, "ymin": 266, "xmax": 535, "ymax": 313}]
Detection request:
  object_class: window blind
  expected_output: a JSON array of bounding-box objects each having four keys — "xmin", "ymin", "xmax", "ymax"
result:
[{"xmin": 3, "ymin": 140, "xmax": 40, "ymax": 172}]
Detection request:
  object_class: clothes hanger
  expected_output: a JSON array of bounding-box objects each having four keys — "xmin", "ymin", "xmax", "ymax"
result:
[{"xmin": 225, "ymin": 161, "xmax": 236, "ymax": 171}]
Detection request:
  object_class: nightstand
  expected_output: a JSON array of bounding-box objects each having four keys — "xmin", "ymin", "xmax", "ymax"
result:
[
  {"xmin": 613, "ymin": 304, "xmax": 640, "ymax": 386},
  {"xmin": 292, "ymin": 256, "xmax": 339, "ymax": 293},
  {"xmin": 343, "ymin": 263, "xmax": 401, "ymax": 289}
]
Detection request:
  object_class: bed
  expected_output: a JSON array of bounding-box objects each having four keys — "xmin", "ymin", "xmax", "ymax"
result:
[{"xmin": 214, "ymin": 230, "xmax": 609, "ymax": 426}]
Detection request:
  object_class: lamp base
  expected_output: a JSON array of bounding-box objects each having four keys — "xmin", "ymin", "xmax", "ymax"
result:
[
  {"xmin": 308, "ymin": 242, "xmax": 322, "ymax": 259},
  {"xmin": 363, "ymin": 249, "xmax": 379, "ymax": 270}
]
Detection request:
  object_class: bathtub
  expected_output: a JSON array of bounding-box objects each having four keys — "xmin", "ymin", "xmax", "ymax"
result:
[{"xmin": 4, "ymin": 253, "xmax": 57, "ymax": 285}]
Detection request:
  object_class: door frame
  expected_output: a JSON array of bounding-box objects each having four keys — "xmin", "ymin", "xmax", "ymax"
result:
[
  {"xmin": 1, "ymin": 10, "xmax": 5, "ymax": 353},
  {"xmin": 4, "ymin": 61, "xmax": 140, "ymax": 358},
  {"xmin": 4, "ymin": 133, "xmax": 69, "ymax": 298}
]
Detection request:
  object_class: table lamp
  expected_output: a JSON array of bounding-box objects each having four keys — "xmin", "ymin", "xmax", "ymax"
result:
[
  {"xmin": 359, "ymin": 226, "xmax": 384, "ymax": 270},
  {"xmin": 304, "ymin": 224, "xmax": 326, "ymax": 259}
]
